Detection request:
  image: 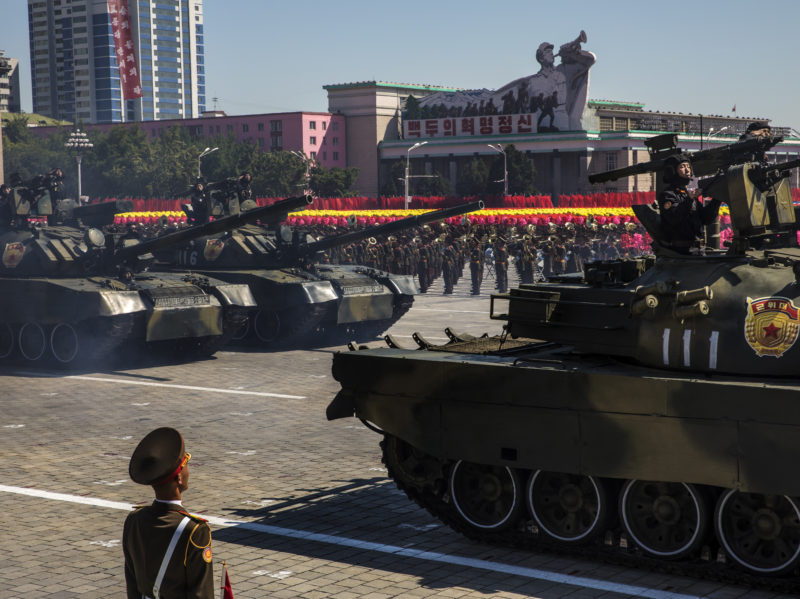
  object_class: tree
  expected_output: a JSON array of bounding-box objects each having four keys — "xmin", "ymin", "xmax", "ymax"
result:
[
  {"xmin": 456, "ymin": 158, "xmax": 490, "ymax": 196},
  {"xmin": 487, "ymin": 144, "xmax": 537, "ymax": 196},
  {"xmin": 414, "ymin": 171, "xmax": 452, "ymax": 196},
  {"xmin": 308, "ymin": 165, "xmax": 360, "ymax": 197},
  {"xmin": 380, "ymin": 160, "xmax": 405, "ymax": 196},
  {"xmin": 404, "ymin": 95, "xmax": 421, "ymax": 120}
]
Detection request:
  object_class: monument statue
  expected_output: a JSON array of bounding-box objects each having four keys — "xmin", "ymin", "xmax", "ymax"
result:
[{"xmin": 414, "ymin": 31, "xmax": 595, "ymax": 133}]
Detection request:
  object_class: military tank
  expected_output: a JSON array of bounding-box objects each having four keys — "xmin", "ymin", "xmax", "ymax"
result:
[
  {"xmin": 0, "ymin": 177, "xmax": 308, "ymax": 367},
  {"xmin": 327, "ymin": 133, "xmax": 800, "ymax": 585},
  {"xmin": 152, "ymin": 187, "xmax": 482, "ymax": 346}
]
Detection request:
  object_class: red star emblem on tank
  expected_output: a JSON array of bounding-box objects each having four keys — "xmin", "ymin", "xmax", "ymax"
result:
[
  {"xmin": 744, "ymin": 296, "xmax": 800, "ymax": 357},
  {"xmin": 203, "ymin": 238, "xmax": 225, "ymax": 262},
  {"xmin": 2, "ymin": 242, "xmax": 25, "ymax": 268}
]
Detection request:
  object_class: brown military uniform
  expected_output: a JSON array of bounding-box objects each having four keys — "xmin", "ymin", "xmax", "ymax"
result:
[{"xmin": 123, "ymin": 501, "xmax": 214, "ymax": 599}]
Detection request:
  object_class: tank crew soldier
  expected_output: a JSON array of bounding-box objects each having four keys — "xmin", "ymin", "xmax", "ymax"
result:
[
  {"xmin": 658, "ymin": 154, "xmax": 721, "ymax": 254},
  {"xmin": 738, "ymin": 121, "xmax": 771, "ymax": 164},
  {"xmin": 494, "ymin": 239, "xmax": 509, "ymax": 293},
  {"xmin": 189, "ymin": 177, "xmax": 210, "ymax": 224},
  {"xmin": 469, "ymin": 239, "xmax": 484, "ymax": 295},
  {"xmin": 123, "ymin": 427, "xmax": 214, "ymax": 599},
  {"xmin": 0, "ymin": 183, "xmax": 13, "ymax": 226},
  {"xmin": 237, "ymin": 172, "xmax": 253, "ymax": 203},
  {"xmin": 48, "ymin": 167, "xmax": 65, "ymax": 203}
]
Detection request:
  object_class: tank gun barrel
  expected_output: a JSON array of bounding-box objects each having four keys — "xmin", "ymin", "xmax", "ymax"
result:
[
  {"xmin": 589, "ymin": 134, "xmax": 784, "ymax": 184},
  {"xmin": 114, "ymin": 195, "xmax": 311, "ymax": 264},
  {"xmin": 300, "ymin": 201, "xmax": 484, "ymax": 257}
]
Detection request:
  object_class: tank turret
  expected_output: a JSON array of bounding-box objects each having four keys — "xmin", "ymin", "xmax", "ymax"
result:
[
  {"xmin": 326, "ymin": 135, "xmax": 800, "ymax": 583},
  {"xmin": 152, "ymin": 200, "xmax": 483, "ymax": 346}
]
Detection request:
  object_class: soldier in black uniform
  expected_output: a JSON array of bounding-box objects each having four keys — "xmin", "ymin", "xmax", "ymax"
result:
[
  {"xmin": 469, "ymin": 239, "xmax": 484, "ymax": 295},
  {"xmin": 494, "ymin": 239, "xmax": 508, "ymax": 293},
  {"xmin": 658, "ymin": 154, "xmax": 721, "ymax": 254},
  {"xmin": 189, "ymin": 177, "xmax": 210, "ymax": 224},
  {"xmin": 123, "ymin": 427, "xmax": 214, "ymax": 599},
  {"xmin": 0, "ymin": 184, "xmax": 13, "ymax": 226}
]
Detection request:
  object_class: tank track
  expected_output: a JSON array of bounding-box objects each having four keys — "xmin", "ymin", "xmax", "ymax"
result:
[{"xmin": 379, "ymin": 435, "xmax": 800, "ymax": 594}]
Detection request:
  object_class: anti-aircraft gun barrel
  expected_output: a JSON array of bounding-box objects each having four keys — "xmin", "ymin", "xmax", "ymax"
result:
[
  {"xmin": 589, "ymin": 134, "xmax": 784, "ymax": 184},
  {"xmin": 114, "ymin": 195, "xmax": 312, "ymax": 265},
  {"xmin": 299, "ymin": 200, "xmax": 485, "ymax": 257}
]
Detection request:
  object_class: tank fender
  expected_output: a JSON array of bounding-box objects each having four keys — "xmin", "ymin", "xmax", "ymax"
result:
[
  {"xmin": 208, "ymin": 283, "xmax": 257, "ymax": 308},
  {"xmin": 326, "ymin": 389, "xmax": 356, "ymax": 420},
  {"xmin": 301, "ymin": 280, "xmax": 339, "ymax": 303},
  {"xmin": 374, "ymin": 273, "xmax": 420, "ymax": 296},
  {"xmin": 99, "ymin": 290, "xmax": 148, "ymax": 316}
]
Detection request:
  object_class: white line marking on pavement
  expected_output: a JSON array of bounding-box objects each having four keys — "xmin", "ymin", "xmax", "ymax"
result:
[
  {"xmin": 90, "ymin": 539, "xmax": 121, "ymax": 548},
  {"xmin": 411, "ymin": 308, "xmax": 487, "ymax": 314},
  {"xmin": 0, "ymin": 484, "xmax": 705, "ymax": 599},
  {"xmin": 16, "ymin": 373, "xmax": 307, "ymax": 400},
  {"xmin": 4, "ymin": 424, "xmax": 25, "ymax": 428}
]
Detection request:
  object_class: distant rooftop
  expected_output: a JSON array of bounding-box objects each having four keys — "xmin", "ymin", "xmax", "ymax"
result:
[{"xmin": 324, "ymin": 80, "xmax": 462, "ymax": 93}]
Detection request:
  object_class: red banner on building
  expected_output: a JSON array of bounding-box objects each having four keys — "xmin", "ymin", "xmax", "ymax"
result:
[{"xmin": 107, "ymin": 0, "xmax": 142, "ymax": 99}]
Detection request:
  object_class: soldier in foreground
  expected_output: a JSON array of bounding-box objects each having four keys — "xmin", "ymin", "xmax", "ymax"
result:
[{"xmin": 123, "ymin": 427, "xmax": 214, "ymax": 599}]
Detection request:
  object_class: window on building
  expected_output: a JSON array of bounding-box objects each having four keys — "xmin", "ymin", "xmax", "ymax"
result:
[
  {"xmin": 322, "ymin": 121, "xmax": 327, "ymax": 130},
  {"xmin": 258, "ymin": 122, "xmax": 264, "ymax": 131},
  {"xmin": 309, "ymin": 136, "xmax": 316, "ymax": 145},
  {"xmin": 270, "ymin": 134, "xmax": 282, "ymax": 150},
  {"xmin": 227, "ymin": 124, "xmax": 233, "ymax": 133},
  {"xmin": 258, "ymin": 137, "xmax": 265, "ymax": 147},
  {"xmin": 333, "ymin": 152, "xmax": 339, "ymax": 161},
  {"xmin": 332, "ymin": 137, "xmax": 339, "ymax": 146},
  {"xmin": 322, "ymin": 152, "xmax": 327, "ymax": 160},
  {"xmin": 270, "ymin": 120, "xmax": 282, "ymax": 132},
  {"xmin": 309, "ymin": 121, "xmax": 316, "ymax": 130},
  {"xmin": 332, "ymin": 121, "xmax": 339, "ymax": 131},
  {"xmin": 310, "ymin": 151, "xmax": 316, "ymax": 160},
  {"xmin": 322, "ymin": 137, "xmax": 326, "ymax": 145},
  {"xmin": 599, "ymin": 117, "xmax": 613, "ymax": 132},
  {"xmin": 613, "ymin": 118, "xmax": 628, "ymax": 132},
  {"xmin": 242, "ymin": 123, "xmax": 248, "ymax": 133},
  {"xmin": 605, "ymin": 152, "xmax": 618, "ymax": 171}
]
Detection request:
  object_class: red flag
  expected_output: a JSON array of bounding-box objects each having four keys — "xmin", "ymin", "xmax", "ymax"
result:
[
  {"xmin": 731, "ymin": 104, "xmax": 736, "ymax": 113},
  {"xmin": 107, "ymin": 0, "xmax": 142, "ymax": 99},
  {"xmin": 221, "ymin": 565, "xmax": 234, "ymax": 599}
]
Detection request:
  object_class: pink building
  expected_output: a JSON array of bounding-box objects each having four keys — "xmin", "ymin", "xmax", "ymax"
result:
[{"xmin": 32, "ymin": 110, "xmax": 347, "ymax": 169}]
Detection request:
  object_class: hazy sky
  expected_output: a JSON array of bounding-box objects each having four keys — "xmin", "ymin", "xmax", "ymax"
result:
[{"xmin": 3, "ymin": 0, "xmax": 799, "ymax": 129}]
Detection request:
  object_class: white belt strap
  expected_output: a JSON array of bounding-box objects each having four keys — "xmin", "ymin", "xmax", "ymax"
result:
[{"xmin": 152, "ymin": 516, "xmax": 191, "ymax": 599}]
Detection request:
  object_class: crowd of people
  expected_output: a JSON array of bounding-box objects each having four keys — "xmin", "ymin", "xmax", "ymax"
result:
[{"xmin": 312, "ymin": 218, "xmax": 651, "ymax": 295}]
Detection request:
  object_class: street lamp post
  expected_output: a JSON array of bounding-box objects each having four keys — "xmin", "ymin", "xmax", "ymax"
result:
[
  {"xmin": 64, "ymin": 129, "xmax": 93, "ymax": 204},
  {"xmin": 289, "ymin": 149, "xmax": 311, "ymax": 193},
  {"xmin": 487, "ymin": 143, "xmax": 508, "ymax": 196},
  {"xmin": 197, "ymin": 146, "xmax": 218, "ymax": 178},
  {"xmin": 706, "ymin": 126, "xmax": 729, "ymax": 143},
  {"xmin": 405, "ymin": 141, "xmax": 428, "ymax": 210}
]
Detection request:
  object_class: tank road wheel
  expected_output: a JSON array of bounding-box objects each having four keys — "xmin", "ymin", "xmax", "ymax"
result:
[
  {"xmin": 18, "ymin": 322, "xmax": 47, "ymax": 361},
  {"xmin": 449, "ymin": 460, "xmax": 521, "ymax": 531},
  {"xmin": 253, "ymin": 310, "xmax": 281, "ymax": 343},
  {"xmin": 620, "ymin": 480, "xmax": 708, "ymax": 559},
  {"xmin": 382, "ymin": 435, "xmax": 443, "ymax": 493},
  {"xmin": 715, "ymin": 490, "xmax": 800, "ymax": 575},
  {"xmin": 527, "ymin": 470, "xmax": 611, "ymax": 543},
  {"xmin": 50, "ymin": 323, "xmax": 80, "ymax": 364},
  {"xmin": 0, "ymin": 323, "xmax": 14, "ymax": 359}
]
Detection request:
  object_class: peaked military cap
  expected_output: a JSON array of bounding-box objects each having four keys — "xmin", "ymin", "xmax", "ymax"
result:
[
  {"xmin": 129, "ymin": 427, "xmax": 187, "ymax": 485},
  {"xmin": 745, "ymin": 121, "xmax": 770, "ymax": 132}
]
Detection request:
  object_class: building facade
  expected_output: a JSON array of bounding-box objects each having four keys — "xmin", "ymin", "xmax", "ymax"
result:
[
  {"xmin": 324, "ymin": 81, "xmax": 459, "ymax": 198},
  {"xmin": 30, "ymin": 110, "xmax": 347, "ymax": 169},
  {"xmin": 28, "ymin": 0, "xmax": 205, "ymax": 124},
  {"xmin": 0, "ymin": 52, "xmax": 22, "ymax": 113},
  {"xmin": 326, "ymin": 83, "xmax": 800, "ymax": 198}
]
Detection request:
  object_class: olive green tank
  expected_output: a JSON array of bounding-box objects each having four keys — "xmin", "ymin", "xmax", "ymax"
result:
[
  {"xmin": 152, "ymin": 185, "xmax": 482, "ymax": 347},
  {"xmin": 0, "ymin": 178, "xmax": 303, "ymax": 367},
  {"xmin": 327, "ymin": 134, "xmax": 800, "ymax": 584}
]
